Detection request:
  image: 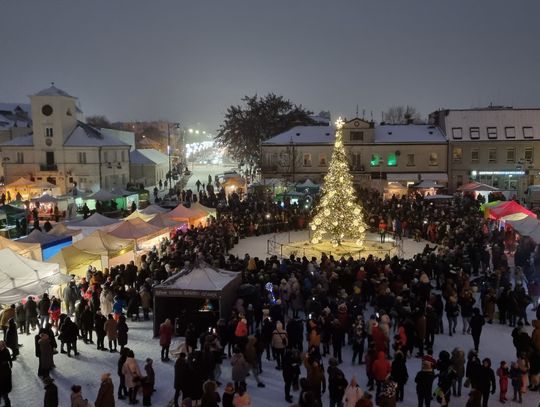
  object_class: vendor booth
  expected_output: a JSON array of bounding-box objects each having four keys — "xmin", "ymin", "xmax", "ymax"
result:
[
  {"xmin": 221, "ymin": 176, "xmax": 246, "ymax": 196},
  {"xmin": 486, "ymin": 200, "xmax": 537, "ymax": 220},
  {"xmin": 17, "ymin": 229, "xmax": 73, "ymax": 261},
  {"xmin": 383, "ymin": 182, "xmax": 408, "ymax": 200},
  {"xmin": 0, "ymin": 204, "xmax": 27, "ymax": 238},
  {"xmin": 48, "ymin": 223, "xmax": 83, "ymax": 241},
  {"xmin": 296, "ymin": 179, "xmax": 320, "ymax": 195},
  {"xmin": 73, "ymin": 229, "xmax": 134, "ymax": 269},
  {"xmin": 140, "ymin": 204, "xmax": 170, "ymax": 215},
  {"xmin": 191, "ymin": 201, "xmax": 217, "ymax": 218},
  {"xmin": 3, "ymin": 177, "xmax": 36, "ymax": 200},
  {"xmin": 0, "ymin": 236, "xmax": 42, "ymax": 261},
  {"xmin": 66, "ymin": 213, "xmax": 121, "ymax": 237},
  {"xmin": 48, "ymin": 245, "xmax": 102, "ymax": 276},
  {"xmin": 29, "ymin": 180, "xmax": 61, "ymax": 197},
  {"xmin": 147, "ymin": 213, "xmax": 186, "ymax": 231},
  {"xmin": 169, "ymin": 204, "xmax": 208, "ymax": 226},
  {"xmin": 108, "ymin": 218, "xmax": 168, "ymax": 251},
  {"xmin": 152, "ymin": 261, "xmax": 241, "ymax": 336},
  {"xmin": 0, "ymin": 247, "xmax": 70, "ymax": 304},
  {"xmin": 124, "ymin": 210, "xmax": 156, "ymax": 222}
]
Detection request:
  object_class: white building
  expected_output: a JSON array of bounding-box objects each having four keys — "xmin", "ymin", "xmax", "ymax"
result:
[
  {"xmin": 430, "ymin": 107, "xmax": 540, "ymax": 194},
  {"xmin": 129, "ymin": 148, "xmax": 169, "ymax": 187},
  {"xmin": 0, "ymin": 85, "xmax": 131, "ymax": 194}
]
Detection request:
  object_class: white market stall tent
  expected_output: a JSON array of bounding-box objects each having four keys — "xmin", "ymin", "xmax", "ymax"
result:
[
  {"xmin": 140, "ymin": 204, "xmax": 170, "ymax": 215},
  {"xmin": 65, "ymin": 213, "xmax": 121, "ymax": 237},
  {"xmin": 108, "ymin": 218, "xmax": 168, "ymax": 251},
  {"xmin": 0, "ymin": 247, "xmax": 70, "ymax": 304}
]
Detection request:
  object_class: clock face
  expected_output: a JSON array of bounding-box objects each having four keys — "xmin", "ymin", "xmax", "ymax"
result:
[
  {"xmin": 354, "ymin": 121, "xmax": 360, "ymax": 127},
  {"xmin": 42, "ymin": 105, "xmax": 53, "ymax": 116},
  {"xmin": 45, "ymin": 139, "xmax": 52, "ymax": 146}
]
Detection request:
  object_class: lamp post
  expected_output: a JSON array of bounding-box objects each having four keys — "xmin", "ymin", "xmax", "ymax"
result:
[{"xmin": 167, "ymin": 122, "xmax": 180, "ymax": 189}]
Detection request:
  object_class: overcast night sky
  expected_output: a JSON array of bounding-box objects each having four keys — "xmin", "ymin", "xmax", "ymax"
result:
[{"xmin": 1, "ymin": 0, "xmax": 539, "ymax": 131}]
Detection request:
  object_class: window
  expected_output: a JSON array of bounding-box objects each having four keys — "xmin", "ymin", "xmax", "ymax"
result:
[
  {"xmin": 16, "ymin": 152, "xmax": 24, "ymax": 164},
  {"xmin": 506, "ymin": 148, "xmax": 515, "ymax": 163},
  {"xmin": 351, "ymin": 153, "xmax": 361, "ymax": 170},
  {"xmin": 318, "ymin": 153, "xmax": 327, "ymax": 166},
  {"xmin": 471, "ymin": 149, "xmax": 479, "ymax": 163},
  {"xmin": 488, "ymin": 148, "xmax": 497, "ymax": 163},
  {"xmin": 407, "ymin": 153, "xmax": 415, "ymax": 166},
  {"xmin": 350, "ymin": 131, "xmax": 364, "ymax": 141},
  {"xmin": 78, "ymin": 152, "xmax": 87, "ymax": 164},
  {"xmin": 370, "ymin": 154, "xmax": 381, "ymax": 167},
  {"xmin": 469, "ymin": 127, "xmax": 480, "ymax": 139},
  {"xmin": 523, "ymin": 127, "xmax": 534, "ymax": 138},
  {"xmin": 452, "ymin": 147, "xmax": 462, "ymax": 162},
  {"xmin": 302, "ymin": 153, "xmax": 312, "ymax": 167},
  {"xmin": 505, "ymin": 127, "xmax": 516, "ymax": 139},
  {"xmin": 525, "ymin": 147, "xmax": 534, "ymax": 163},
  {"xmin": 45, "ymin": 128, "xmax": 53, "ymax": 137},
  {"xmin": 451, "ymin": 127, "xmax": 463, "ymax": 139},
  {"xmin": 386, "ymin": 153, "xmax": 397, "ymax": 167},
  {"xmin": 429, "ymin": 152, "xmax": 438, "ymax": 166},
  {"xmin": 487, "ymin": 127, "xmax": 497, "ymax": 139}
]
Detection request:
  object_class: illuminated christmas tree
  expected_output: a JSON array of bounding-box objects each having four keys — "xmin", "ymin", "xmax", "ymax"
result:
[{"xmin": 310, "ymin": 117, "xmax": 367, "ymax": 247}]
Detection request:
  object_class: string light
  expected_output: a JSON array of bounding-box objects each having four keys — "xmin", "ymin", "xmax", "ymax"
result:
[{"xmin": 310, "ymin": 117, "xmax": 368, "ymax": 247}]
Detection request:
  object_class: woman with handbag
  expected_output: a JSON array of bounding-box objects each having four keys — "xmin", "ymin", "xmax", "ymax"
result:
[{"xmin": 122, "ymin": 349, "xmax": 142, "ymax": 405}]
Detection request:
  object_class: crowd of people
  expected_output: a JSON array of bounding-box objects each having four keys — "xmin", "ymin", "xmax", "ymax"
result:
[{"xmin": 0, "ymin": 188, "xmax": 539, "ymax": 407}]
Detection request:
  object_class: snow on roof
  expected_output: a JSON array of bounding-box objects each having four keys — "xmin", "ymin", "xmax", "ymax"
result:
[
  {"xmin": 0, "ymin": 133, "xmax": 33, "ymax": 146},
  {"xmin": 374, "ymin": 125, "xmax": 446, "ymax": 143},
  {"xmin": 130, "ymin": 149, "xmax": 169, "ymax": 165},
  {"xmin": 0, "ymin": 103, "xmax": 31, "ymax": 113},
  {"xmin": 262, "ymin": 125, "xmax": 335, "ymax": 145},
  {"xmin": 33, "ymin": 85, "xmax": 76, "ymax": 98},
  {"xmin": 64, "ymin": 121, "xmax": 130, "ymax": 147}
]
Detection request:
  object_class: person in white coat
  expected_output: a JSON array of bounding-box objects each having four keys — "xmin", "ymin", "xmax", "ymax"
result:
[
  {"xmin": 342, "ymin": 376, "xmax": 364, "ymax": 407},
  {"xmin": 122, "ymin": 349, "xmax": 142, "ymax": 404}
]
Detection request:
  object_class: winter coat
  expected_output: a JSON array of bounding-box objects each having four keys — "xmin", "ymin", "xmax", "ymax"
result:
[
  {"xmin": 117, "ymin": 320, "xmax": 129, "ymax": 346},
  {"xmin": 38, "ymin": 335, "xmax": 54, "ymax": 370},
  {"xmin": 99, "ymin": 290, "xmax": 113, "ymax": 316},
  {"xmin": 174, "ymin": 357, "xmax": 189, "ymax": 390},
  {"xmin": 159, "ymin": 322, "xmax": 173, "ymax": 347},
  {"xmin": 415, "ymin": 369, "xmax": 435, "ymax": 397},
  {"xmin": 122, "ymin": 357, "xmax": 142, "ymax": 388},
  {"xmin": 71, "ymin": 392, "xmax": 89, "ymax": 407},
  {"xmin": 532, "ymin": 319, "xmax": 540, "ymax": 351},
  {"xmin": 94, "ymin": 313, "xmax": 107, "ymax": 337},
  {"xmin": 477, "ymin": 366, "xmax": 496, "ymax": 392},
  {"xmin": 327, "ymin": 365, "xmax": 348, "ymax": 399},
  {"xmin": 0, "ymin": 307, "xmax": 14, "ymax": 327},
  {"xmin": 390, "ymin": 353, "xmax": 408, "ymax": 384},
  {"xmin": 451, "ymin": 349, "xmax": 466, "ymax": 378},
  {"xmin": 44, "ymin": 382, "xmax": 59, "ymax": 407},
  {"xmin": 372, "ymin": 351, "xmax": 391, "ymax": 381},
  {"xmin": 15, "ymin": 304, "xmax": 25, "ymax": 324},
  {"xmin": 5, "ymin": 318, "xmax": 18, "ymax": 352},
  {"xmin": 342, "ymin": 384, "xmax": 363, "ymax": 407},
  {"xmin": 231, "ymin": 353, "xmax": 250, "ymax": 382},
  {"xmin": 140, "ymin": 290, "xmax": 152, "ymax": 309},
  {"xmin": 235, "ymin": 319, "xmax": 248, "ymax": 338},
  {"xmin": 271, "ymin": 322, "xmax": 288, "ymax": 349},
  {"xmin": 24, "ymin": 298, "xmax": 38, "ymax": 319},
  {"xmin": 39, "ymin": 297, "xmax": 51, "ymax": 316},
  {"xmin": 0, "ymin": 358, "xmax": 12, "ymax": 395},
  {"xmin": 104, "ymin": 319, "xmax": 118, "ymax": 341},
  {"xmin": 470, "ymin": 314, "xmax": 485, "ymax": 336},
  {"xmin": 95, "ymin": 377, "xmax": 115, "ymax": 407},
  {"xmin": 61, "ymin": 318, "xmax": 79, "ymax": 343}
]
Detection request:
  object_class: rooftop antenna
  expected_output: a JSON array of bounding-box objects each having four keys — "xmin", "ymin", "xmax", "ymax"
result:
[
  {"xmin": 355, "ymin": 104, "xmax": 359, "ymax": 117},
  {"xmin": 370, "ymin": 111, "xmax": 373, "ymax": 121},
  {"xmin": 51, "ymin": 82, "xmax": 55, "ymax": 87},
  {"xmin": 362, "ymin": 109, "xmax": 365, "ymax": 120}
]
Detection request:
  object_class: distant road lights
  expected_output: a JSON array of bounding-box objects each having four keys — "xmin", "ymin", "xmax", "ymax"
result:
[
  {"xmin": 195, "ymin": 130, "xmax": 200, "ymax": 134},
  {"xmin": 188, "ymin": 129, "xmax": 194, "ymax": 133}
]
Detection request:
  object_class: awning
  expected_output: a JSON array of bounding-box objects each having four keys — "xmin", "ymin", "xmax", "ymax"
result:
[
  {"xmin": 420, "ymin": 173, "xmax": 448, "ymax": 182},
  {"xmin": 386, "ymin": 173, "xmax": 420, "ymax": 182}
]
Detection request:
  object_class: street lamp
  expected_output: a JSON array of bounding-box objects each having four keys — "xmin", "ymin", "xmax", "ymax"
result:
[{"xmin": 168, "ymin": 122, "xmax": 181, "ymax": 188}]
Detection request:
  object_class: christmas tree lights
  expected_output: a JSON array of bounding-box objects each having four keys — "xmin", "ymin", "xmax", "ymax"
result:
[{"xmin": 310, "ymin": 117, "xmax": 368, "ymax": 247}]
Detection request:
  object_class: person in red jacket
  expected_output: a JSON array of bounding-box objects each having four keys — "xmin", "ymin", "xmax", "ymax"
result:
[
  {"xmin": 371, "ymin": 324, "xmax": 388, "ymax": 353},
  {"xmin": 159, "ymin": 319, "xmax": 173, "ymax": 361},
  {"xmin": 371, "ymin": 351, "xmax": 391, "ymax": 400}
]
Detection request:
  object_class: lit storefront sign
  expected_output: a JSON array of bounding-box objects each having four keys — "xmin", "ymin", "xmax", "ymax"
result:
[{"xmin": 471, "ymin": 170, "xmax": 525, "ymax": 176}]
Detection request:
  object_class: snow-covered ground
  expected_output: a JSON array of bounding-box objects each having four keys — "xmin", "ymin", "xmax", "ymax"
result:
[{"xmin": 7, "ymin": 233, "xmax": 538, "ymax": 407}]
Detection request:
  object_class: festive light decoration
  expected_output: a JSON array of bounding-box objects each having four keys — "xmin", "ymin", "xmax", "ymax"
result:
[{"xmin": 310, "ymin": 117, "xmax": 368, "ymax": 247}]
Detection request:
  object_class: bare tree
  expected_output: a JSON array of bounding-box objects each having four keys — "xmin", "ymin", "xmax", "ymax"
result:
[
  {"xmin": 383, "ymin": 106, "xmax": 422, "ymax": 124},
  {"xmin": 86, "ymin": 115, "xmax": 112, "ymax": 128}
]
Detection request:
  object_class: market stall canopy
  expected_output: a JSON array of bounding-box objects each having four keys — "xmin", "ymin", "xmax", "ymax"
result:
[
  {"xmin": 31, "ymin": 193, "xmax": 58, "ymax": 204},
  {"xmin": 108, "ymin": 218, "xmax": 165, "ymax": 241},
  {"xmin": 458, "ymin": 181, "xmax": 500, "ymax": 192},
  {"xmin": 411, "ymin": 180, "xmax": 444, "ymax": 189},
  {"xmin": 169, "ymin": 204, "xmax": 208, "ymax": 222},
  {"xmin": 18, "ymin": 229, "xmax": 69, "ymax": 246},
  {"xmin": 0, "ymin": 204, "xmax": 26, "ymax": 216},
  {"xmin": 500, "ymin": 213, "xmax": 530, "ymax": 221},
  {"xmin": 111, "ymin": 187, "xmax": 136, "ymax": 197},
  {"xmin": 487, "ymin": 200, "xmax": 537, "ymax": 220},
  {"xmin": 140, "ymin": 204, "xmax": 170, "ymax": 215},
  {"xmin": 124, "ymin": 210, "xmax": 155, "ymax": 222},
  {"xmin": 249, "ymin": 178, "xmax": 283, "ymax": 188},
  {"xmin": 0, "ymin": 236, "xmax": 42, "ymax": 261},
  {"xmin": 73, "ymin": 229, "xmax": 133, "ymax": 257},
  {"xmin": 0, "ymin": 248, "xmax": 70, "ymax": 303},
  {"xmin": 48, "ymin": 245, "xmax": 101, "ymax": 276},
  {"xmin": 4, "ymin": 177, "xmax": 36, "ymax": 189},
  {"xmin": 154, "ymin": 260, "xmax": 240, "ymax": 299},
  {"xmin": 30, "ymin": 181, "xmax": 58, "ymax": 191},
  {"xmin": 147, "ymin": 213, "xmax": 185, "ymax": 229},
  {"xmin": 504, "ymin": 216, "xmax": 540, "ymax": 236},
  {"xmin": 47, "ymin": 223, "xmax": 82, "ymax": 238},
  {"xmin": 191, "ymin": 202, "xmax": 216, "ymax": 217},
  {"xmin": 296, "ymin": 179, "xmax": 319, "ymax": 189},
  {"xmin": 480, "ymin": 200, "xmax": 501, "ymax": 212},
  {"xmin": 67, "ymin": 213, "xmax": 120, "ymax": 228},
  {"xmin": 86, "ymin": 189, "xmax": 121, "ymax": 201}
]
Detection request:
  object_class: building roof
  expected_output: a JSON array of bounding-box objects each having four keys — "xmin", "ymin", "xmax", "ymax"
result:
[
  {"xmin": 130, "ymin": 149, "xmax": 169, "ymax": 165},
  {"xmin": 64, "ymin": 121, "xmax": 130, "ymax": 147},
  {"xmin": 262, "ymin": 125, "xmax": 335, "ymax": 145},
  {"xmin": 0, "ymin": 103, "xmax": 31, "ymax": 113},
  {"xmin": 33, "ymin": 85, "xmax": 76, "ymax": 98},
  {"xmin": 374, "ymin": 124, "xmax": 446, "ymax": 143},
  {"xmin": 0, "ymin": 133, "xmax": 33, "ymax": 146}
]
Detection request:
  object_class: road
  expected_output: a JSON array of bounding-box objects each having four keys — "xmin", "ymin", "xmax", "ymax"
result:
[{"xmin": 184, "ymin": 162, "xmax": 237, "ymax": 190}]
